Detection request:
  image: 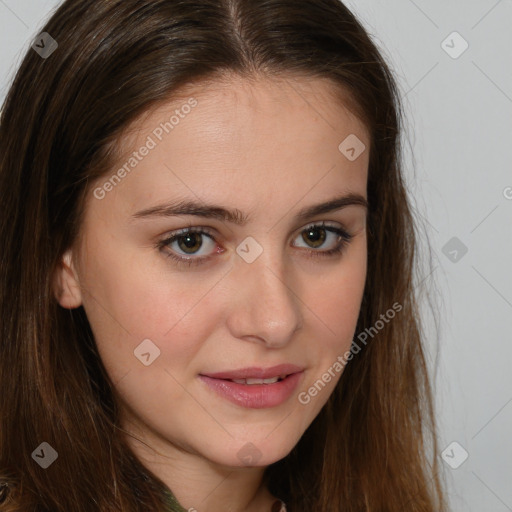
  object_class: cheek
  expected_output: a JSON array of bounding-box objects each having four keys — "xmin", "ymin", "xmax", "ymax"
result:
[
  {"xmin": 296, "ymin": 278, "xmax": 365, "ymax": 414},
  {"xmin": 308, "ymin": 284, "xmax": 363, "ymax": 373},
  {"xmin": 299, "ymin": 245, "xmax": 367, "ymax": 397},
  {"xmin": 305, "ymin": 245, "xmax": 367, "ymax": 342},
  {"xmin": 78, "ymin": 242, "xmax": 227, "ymax": 383}
]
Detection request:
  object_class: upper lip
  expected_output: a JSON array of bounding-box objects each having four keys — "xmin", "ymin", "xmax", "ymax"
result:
[{"xmin": 201, "ymin": 364, "xmax": 304, "ymax": 380}]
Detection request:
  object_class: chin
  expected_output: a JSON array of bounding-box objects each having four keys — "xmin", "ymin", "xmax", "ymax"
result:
[{"xmin": 198, "ymin": 433, "xmax": 299, "ymax": 469}]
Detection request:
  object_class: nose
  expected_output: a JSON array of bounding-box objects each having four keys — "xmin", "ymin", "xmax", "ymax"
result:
[{"xmin": 225, "ymin": 246, "xmax": 303, "ymax": 348}]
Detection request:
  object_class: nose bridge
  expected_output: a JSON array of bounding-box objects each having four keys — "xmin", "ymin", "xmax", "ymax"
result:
[{"xmin": 226, "ymin": 238, "xmax": 303, "ymax": 346}]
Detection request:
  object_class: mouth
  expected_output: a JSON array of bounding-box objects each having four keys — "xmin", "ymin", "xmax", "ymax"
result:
[
  {"xmin": 198, "ymin": 364, "xmax": 304, "ymax": 409},
  {"xmin": 230, "ymin": 375, "xmax": 288, "ymax": 385},
  {"xmin": 200, "ymin": 363, "xmax": 303, "ymax": 381}
]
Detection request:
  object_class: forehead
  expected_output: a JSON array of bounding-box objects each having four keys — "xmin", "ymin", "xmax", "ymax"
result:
[
  {"xmin": 129, "ymin": 72, "xmax": 367, "ymax": 145},
  {"xmin": 88, "ymin": 73, "xmax": 370, "ymax": 218}
]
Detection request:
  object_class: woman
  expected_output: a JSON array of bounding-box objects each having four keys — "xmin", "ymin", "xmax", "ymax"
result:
[{"xmin": 0, "ymin": 0, "xmax": 447, "ymax": 510}]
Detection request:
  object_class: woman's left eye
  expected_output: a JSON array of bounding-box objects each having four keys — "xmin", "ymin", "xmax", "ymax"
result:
[
  {"xmin": 156, "ymin": 222, "xmax": 353, "ymax": 268},
  {"xmin": 292, "ymin": 223, "xmax": 353, "ymax": 255}
]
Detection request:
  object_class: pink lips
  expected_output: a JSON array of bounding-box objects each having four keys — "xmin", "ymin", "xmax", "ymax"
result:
[{"xmin": 199, "ymin": 364, "xmax": 304, "ymax": 409}]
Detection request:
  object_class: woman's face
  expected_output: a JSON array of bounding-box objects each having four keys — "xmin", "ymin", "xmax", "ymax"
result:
[{"xmin": 55, "ymin": 74, "xmax": 369, "ymax": 469}]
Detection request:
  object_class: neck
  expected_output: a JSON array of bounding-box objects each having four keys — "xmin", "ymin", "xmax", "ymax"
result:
[{"xmin": 124, "ymin": 430, "xmax": 278, "ymax": 512}]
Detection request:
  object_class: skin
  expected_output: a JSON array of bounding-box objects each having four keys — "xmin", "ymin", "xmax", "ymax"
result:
[{"xmin": 53, "ymin": 73, "xmax": 370, "ymax": 512}]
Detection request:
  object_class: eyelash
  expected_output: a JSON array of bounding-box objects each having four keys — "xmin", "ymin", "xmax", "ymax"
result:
[{"xmin": 156, "ymin": 222, "xmax": 353, "ymax": 268}]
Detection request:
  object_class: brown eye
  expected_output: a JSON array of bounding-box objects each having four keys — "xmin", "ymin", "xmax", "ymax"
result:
[
  {"xmin": 158, "ymin": 227, "xmax": 218, "ymax": 266},
  {"xmin": 293, "ymin": 222, "xmax": 353, "ymax": 259},
  {"xmin": 301, "ymin": 226, "xmax": 327, "ymax": 249},
  {"xmin": 176, "ymin": 232, "xmax": 204, "ymax": 254}
]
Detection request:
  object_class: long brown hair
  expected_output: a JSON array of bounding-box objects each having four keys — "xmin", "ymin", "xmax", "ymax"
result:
[{"xmin": 0, "ymin": 0, "xmax": 446, "ymax": 510}]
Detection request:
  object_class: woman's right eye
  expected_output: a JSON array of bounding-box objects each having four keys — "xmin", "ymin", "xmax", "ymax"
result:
[{"xmin": 156, "ymin": 227, "xmax": 219, "ymax": 267}]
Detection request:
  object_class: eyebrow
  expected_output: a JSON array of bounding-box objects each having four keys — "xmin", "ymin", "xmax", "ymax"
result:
[{"xmin": 131, "ymin": 193, "xmax": 368, "ymax": 225}]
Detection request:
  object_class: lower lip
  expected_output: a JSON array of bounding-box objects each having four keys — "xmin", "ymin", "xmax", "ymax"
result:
[{"xmin": 198, "ymin": 372, "xmax": 303, "ymax": 409}]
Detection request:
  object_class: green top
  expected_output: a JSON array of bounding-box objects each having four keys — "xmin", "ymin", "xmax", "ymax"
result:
[
  {"xmin": 161, "ymin": 488, "xmax": 287, "ymax": 511},
  {"xmin": 162, "ymin": 488, "xmax": 189, "ymax": 512}
]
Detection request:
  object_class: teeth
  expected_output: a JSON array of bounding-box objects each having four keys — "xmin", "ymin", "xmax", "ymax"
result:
[{"xmin": 232, "ymin": 376, "xmax": 281, "ymax": 385}]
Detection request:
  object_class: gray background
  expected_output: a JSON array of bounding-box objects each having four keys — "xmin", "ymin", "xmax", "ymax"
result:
[{"xmin": 1, "ymin": 1, "xmax": 511, "ymax": 510}]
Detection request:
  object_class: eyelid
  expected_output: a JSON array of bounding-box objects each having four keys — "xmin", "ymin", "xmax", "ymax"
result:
[{"xmin": 157, "ymin": 225, "xmax": 217, "ymax": 252}]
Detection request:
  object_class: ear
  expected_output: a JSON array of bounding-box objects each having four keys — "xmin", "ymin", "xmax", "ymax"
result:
[{"xmin": 53, "ymin": 249, "xmax": 83, "ymax": 309}]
